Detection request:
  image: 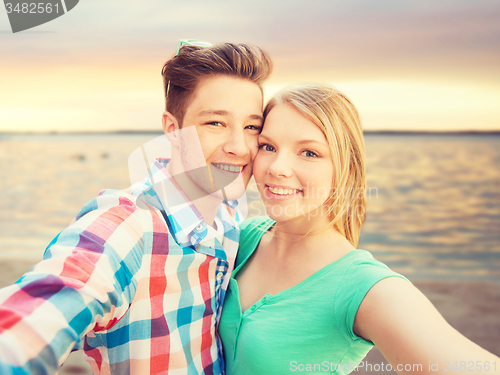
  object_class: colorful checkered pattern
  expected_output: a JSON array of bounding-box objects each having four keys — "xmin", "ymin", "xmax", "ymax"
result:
[{"xmin": 0, "ymin": 159, "xmax": 241, "ymax": 374}]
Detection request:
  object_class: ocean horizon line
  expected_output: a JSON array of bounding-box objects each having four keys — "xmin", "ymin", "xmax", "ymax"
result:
[{"xmin": 2, "ymin": 129, "xmax": 500, "ymax": 136}]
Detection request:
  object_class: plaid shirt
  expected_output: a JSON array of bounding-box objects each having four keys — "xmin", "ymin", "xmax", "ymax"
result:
[{"xmin": 0, "ymin": 159, "xmax": 242, "ymax": 375}]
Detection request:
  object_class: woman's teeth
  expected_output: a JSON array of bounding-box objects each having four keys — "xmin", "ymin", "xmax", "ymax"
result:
[
  {"xmin": 213, "ymin": 163, "xmax": 243, "ymax": 172},
  {"xmin": 268, "ymin": 186, "xmax": 300, "ymax": 195}
]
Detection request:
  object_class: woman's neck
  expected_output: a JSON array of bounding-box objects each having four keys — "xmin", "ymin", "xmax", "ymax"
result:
[{"xmin": 269, "ymin": 214, "xmax": 353, "ymax": 259}]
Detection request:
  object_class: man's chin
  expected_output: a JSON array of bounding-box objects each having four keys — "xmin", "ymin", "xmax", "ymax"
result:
[
  {"xmin": 209, "ymin": 187, "xmax": 246, "ymax": 201},
  {"xmin": 214, "ymin": 178, "xmax": 249, "ymax": 200}
]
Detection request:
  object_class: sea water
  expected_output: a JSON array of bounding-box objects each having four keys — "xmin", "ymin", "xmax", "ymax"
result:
[{"xmin": 0, "ymin": 133, "xmax": 499, "ymax": 282}]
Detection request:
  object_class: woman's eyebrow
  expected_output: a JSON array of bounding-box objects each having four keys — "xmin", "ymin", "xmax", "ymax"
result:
[
  {"xmin": 259, "ymin": 133, "xmax": 327, "ymax": 146},
  {"xmin": 296, "ymin": 139, "xmax": 328, "ymax": 146},
  {"xmin": 258, "ymin": 133, "xmax": 273, "ymax": 142}
]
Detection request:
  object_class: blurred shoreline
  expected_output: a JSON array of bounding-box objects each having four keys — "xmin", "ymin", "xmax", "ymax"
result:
[{"xmin": 2, "ymin": 130, "xmax": 500, "ymax": 136}]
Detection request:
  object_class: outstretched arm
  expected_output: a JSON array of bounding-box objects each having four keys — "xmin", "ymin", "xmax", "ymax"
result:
[
  {"xmin": 354, "ymin": 277, "xmax": 499, "ymax": 375},
  {"xmin": 0, "ymin": 193, "xmax": 145, "ymax": 374}
]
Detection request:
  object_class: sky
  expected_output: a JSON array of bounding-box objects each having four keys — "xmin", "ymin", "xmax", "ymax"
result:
[{"xmin": 1, "ymin": 0, "xmax": 499, "ymax": 132}]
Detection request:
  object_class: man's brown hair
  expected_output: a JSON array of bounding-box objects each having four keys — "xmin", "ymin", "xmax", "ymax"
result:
[{"xmin": 161, "ymin": 43, "xmax": 272, "ymax": 126}]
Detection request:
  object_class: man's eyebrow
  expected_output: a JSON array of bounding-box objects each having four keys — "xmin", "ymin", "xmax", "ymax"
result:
[
  {"xmin": 198, "ymin": 110, "xmax": 230, "ymax": 117},
  {"xmin": 249, "ymin": 114, "xmax": 264, "ymax": 122},
  {"xmin": 197, "ymin": 110, "xmax": 263, "ymax": 122}
]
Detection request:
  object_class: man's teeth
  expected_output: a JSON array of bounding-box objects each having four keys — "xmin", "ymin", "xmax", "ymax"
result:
[
  {"xmin": 268, "ymin": 186, "xmax": 300, "ymax": 195},
  {"xmin": 213, "ymin": 163, "xmax": 243, "ymax": 172}
]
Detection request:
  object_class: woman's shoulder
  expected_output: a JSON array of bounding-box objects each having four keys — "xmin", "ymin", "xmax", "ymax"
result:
[
  {"xmin": 328, "ymin": 249, "xmax": 411, "ymax": 309},
  {"xmin": 340, "ymin": 249, "xmax": 409, "ymax": 282},
  {"xmin": 344, "ymin": 248, "xmax": 387, "ymax": 266},
  {"xmin": 238, "ymin": 216, "xmax": 275, "ymax": 244},
  {"xmin": 239, "ymin": 216, "xmax": 275, "ymax": 233},
  {"xmin": 235, "ymin": 216, "xmax": 275, "ymax": 270}
]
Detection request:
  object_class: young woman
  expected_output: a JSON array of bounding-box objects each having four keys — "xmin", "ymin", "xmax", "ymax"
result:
[{"xmin": 219, "ymin": 84, "xmax": 499, "ymax": 374}]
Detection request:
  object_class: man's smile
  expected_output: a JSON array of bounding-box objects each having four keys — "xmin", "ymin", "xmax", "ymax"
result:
[{"xmin": 212, "ymin": 163, "xmax": 245, "ymax": 173}]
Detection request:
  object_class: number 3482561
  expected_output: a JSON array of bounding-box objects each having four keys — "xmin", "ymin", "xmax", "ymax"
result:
[{"xmin": 5, "ymin": 3, "xmax": 61, "ymax": 14}]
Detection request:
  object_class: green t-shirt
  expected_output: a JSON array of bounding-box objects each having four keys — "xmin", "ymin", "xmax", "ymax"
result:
[{"xmin": 219, "ymin": 216, "xmax": 410, "ymax": 374}]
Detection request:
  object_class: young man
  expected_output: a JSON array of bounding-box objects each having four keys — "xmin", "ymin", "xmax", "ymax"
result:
[{"xmin": 0, "ymin": 41, "xmax": 272, "ymax": 375}]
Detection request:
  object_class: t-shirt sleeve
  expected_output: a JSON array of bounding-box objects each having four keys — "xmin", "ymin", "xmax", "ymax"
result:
[{"xmin": 333, "ymin": 253, "xmax": 410, "ymax": 343}]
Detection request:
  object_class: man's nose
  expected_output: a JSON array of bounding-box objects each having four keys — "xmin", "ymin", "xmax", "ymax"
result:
[{"xmin": 223, "ymin": 126, "xmax": 251, "ymax": 156}]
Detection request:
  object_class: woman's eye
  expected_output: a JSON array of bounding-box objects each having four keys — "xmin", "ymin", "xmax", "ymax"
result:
[
  {"xmin": 258, "ymin": 144, "xmax": 275, "ymax": 152},
  {"xmin": 301, "ymin": 150, "xmax": 318, "ymax": 158}
]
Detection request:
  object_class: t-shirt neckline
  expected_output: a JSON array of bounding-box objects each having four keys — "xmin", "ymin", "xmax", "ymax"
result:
[{"xmin": 232, "ymin": 217, "xmax": 365, "ymax": 313}]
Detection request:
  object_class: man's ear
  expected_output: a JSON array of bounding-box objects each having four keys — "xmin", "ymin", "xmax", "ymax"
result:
[{"xmin": 162, "ymin": 111, "xmax": 180, "ymax": 146}]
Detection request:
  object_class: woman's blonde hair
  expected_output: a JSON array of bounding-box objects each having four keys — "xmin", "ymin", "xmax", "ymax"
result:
[{"xmin": 263, "ymin": 84, "xmax": 366, "ymax": 247}]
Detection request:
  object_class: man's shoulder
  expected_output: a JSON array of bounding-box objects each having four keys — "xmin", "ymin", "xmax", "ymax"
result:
[
  {"xmin": 73, "ymin": 184, "xmax": 162, "ymax": 224},
  {"xmin": 43, "ymin": 185, "xmax": 171, "ymax": 260}
]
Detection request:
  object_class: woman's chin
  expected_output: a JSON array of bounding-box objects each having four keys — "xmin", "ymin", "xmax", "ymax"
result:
[{"xmin": 263, "ymin": 206, "xmax": 298, "ymax": 223}]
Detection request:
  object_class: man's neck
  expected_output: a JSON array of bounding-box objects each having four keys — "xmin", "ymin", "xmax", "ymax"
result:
[
  {"xmin": 192, "ymin": 195, "xmax": 224, "ymax": 229},
  {"xmin": 165, "ymin": 161, "xmax": 223, "ymax": 229}
]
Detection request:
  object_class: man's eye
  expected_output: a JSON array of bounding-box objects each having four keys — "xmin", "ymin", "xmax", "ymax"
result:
[
  {"xmin": 245, "ymin": 124, "xmax": 262, "ymax": 131},
  {"xmin": 301, "ymin": 150, "xmax": 318, "ymax": 158},
  {"xmin": 258, "ymin": 144, "xmax": 275, "ymax": 152},
  {"xmin": 208, "ymin": 121, "xmax": 224, "ymax": 127}
]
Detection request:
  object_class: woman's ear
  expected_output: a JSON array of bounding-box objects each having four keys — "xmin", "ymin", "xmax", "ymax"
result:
[{"xmin": 162, "ymin": 111, "xmax": 180, "ymax": 145}]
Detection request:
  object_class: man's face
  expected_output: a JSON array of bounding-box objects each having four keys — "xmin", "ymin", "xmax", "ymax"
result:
[{"xmin": 177, "ymin": 75, "xmax": 263, "ymax": 201}]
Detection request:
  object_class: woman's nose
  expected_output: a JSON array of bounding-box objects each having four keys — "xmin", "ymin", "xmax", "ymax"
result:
[{"xmin": 268, "ymin": 154, "xmax": 293, "ymax": 178}]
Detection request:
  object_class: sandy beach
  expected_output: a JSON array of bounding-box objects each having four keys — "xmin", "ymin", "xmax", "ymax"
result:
[{"xmin": 1, "ymin": 260, "xmax": 498, "ymax": 374}]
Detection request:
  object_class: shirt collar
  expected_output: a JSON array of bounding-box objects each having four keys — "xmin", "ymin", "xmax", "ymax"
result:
[{"xmin": 145, "ymin": 158, "xmax": 239, "ymax": 249}]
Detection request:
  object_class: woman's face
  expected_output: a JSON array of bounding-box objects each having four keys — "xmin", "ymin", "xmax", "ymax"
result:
[{"xmin": 253, "ymin": 103, "xmax": 335, "ymax": 223}]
